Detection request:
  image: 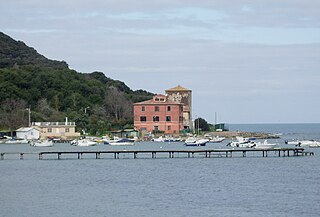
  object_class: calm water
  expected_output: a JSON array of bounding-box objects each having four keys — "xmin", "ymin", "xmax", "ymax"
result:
[{"xmin": 1, "ymin": 124, "xmax": 320, "ymax": 217}]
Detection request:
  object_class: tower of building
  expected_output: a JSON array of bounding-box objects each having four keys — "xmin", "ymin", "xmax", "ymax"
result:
[{"xmin": 165, "ymin": 85, "xmax": 192, "ymax": 130}]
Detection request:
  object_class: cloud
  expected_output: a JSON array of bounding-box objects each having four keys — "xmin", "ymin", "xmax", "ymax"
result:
[{"xmin": 1, "ymin": 0, "xmax": 320, "ymax": 122}]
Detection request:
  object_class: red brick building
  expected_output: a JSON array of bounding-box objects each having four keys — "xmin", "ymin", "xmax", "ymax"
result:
[{"xmin": 134, "ymin": 94, "xmax": 184, "ymax": 135}]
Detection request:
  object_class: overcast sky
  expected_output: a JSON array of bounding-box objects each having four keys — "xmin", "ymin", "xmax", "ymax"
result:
[{"xmin": 1, "ymin": 0, "xmax": 319, "ymax": 124}]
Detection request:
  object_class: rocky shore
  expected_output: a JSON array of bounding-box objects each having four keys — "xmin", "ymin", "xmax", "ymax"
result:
[{"xmin": 205, "ymin": 131, "xmax": 281, "ymax": 139}]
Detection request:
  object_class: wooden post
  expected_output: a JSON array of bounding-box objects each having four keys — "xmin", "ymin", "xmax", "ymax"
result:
[
  {"xmin": 58, "ymin": 153, "xmax": 61, "ymax": 160},
  {"xmin": 243, "ymin": 151, "xmax": 246, "ymax": 157},
  {"xmin": 20, "ymin": 153, "xmax": 24, "ymax": 160},
  {"xmin": 96, "ymin": 153, "xmax": 100, "ymax": 159},
  {"xmin": 78, "ymin": 153, "xmax": 80, "ymax": 159},
  {"xmin": 134, "ymin": 152, "xmax": 137, "ymax": 159}
]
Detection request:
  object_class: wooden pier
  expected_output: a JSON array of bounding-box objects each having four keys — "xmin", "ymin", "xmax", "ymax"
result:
[{"xmin": 0, "ymin": 147, "xmax": 314, "ymax": 160}]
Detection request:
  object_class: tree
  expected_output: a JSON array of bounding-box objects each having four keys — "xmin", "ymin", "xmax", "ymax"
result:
[
  {"xmin": 104, "ymin": 87, "xmax": 133, "ymax": 122},
  {"xmin": 0, "ymin": 99, "xmax": 28, "ymax": 135},
  {"xmin": 194, "ymin": 117, "xmax": 210, "ymax": 132}
]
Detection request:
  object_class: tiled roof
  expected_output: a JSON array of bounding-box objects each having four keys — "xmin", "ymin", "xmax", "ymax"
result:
[{"xmin": 166, "ymin": 85, "xmax": 191, "ymax": 92}]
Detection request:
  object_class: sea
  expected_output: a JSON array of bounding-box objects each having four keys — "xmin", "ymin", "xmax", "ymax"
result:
[{"xmin": 0, "ymin": 123, "xmax": 320, "ymax": 217}]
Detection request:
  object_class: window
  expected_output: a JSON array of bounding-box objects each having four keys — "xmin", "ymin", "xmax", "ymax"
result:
[
  {"xmin": 167, "ymin": 106, "xmax": 171, "ymax": 112},
  {"xmin": 153, "ymin": 116, "xmax": 159, "ymax": 122},
  {"xmin": 140, "ymin": 116, "xmax": 147, "ymax": 122},
  {"xmin": 166, "ymin": 116, "xmax": 171, "ymax": 122},
  {"xmin": 47, "ymin": 128, "xmax": 52, "ymax": 133},
  {"xmin": 141, "ymin": 127, "xmax": 147, "ymax": 131},
  {"xmin": 168, "ymin": 126, "xmax": 171, "ymax": 131},
  {"xmin": 155, "ymin": 106, "xmax": 159, "ymax": 112},
  {"xmin": 65, "ymin": 128, "xmax": 70, "ymax": 133},
  {"xmin": 141, "ymin": 106, "xmax": 145, "ymax": 112},
  {"xmin": 154, "ymin": 126, "xmax": 159, "ymax": 131}
]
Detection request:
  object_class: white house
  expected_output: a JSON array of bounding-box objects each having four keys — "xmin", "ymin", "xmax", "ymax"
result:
[{"xmin": 16, "ymin": 127, "xmax": 40, "ymax": 140}]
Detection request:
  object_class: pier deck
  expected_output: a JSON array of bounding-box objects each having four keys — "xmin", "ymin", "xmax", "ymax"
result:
[{"xmin": 0, "ymin": 147, "xmax": 314, "ymax": 160}]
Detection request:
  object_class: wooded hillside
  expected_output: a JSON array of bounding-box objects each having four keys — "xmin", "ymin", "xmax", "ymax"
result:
[{"xmin": 0, "ymin": 32, "xmax": 153, "ymax": 135}]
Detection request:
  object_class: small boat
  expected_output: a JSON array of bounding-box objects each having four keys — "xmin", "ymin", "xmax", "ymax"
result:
[
  {"xmin": 31, "ymin": 140, "xmax": 54, "ymax": 147},
  {"xmin": 227, "ymin": 137, "xmax": 256, "ymax": 148},
  {"xmin": 5, "ymin": 139, "xmax": 30, "ymax": 144},
  {"xmin": 71, "ymin": 139, "xmax": 97, "ymax": 146},
  {"xmin": 298, "ymin": 140, "xmax": 320, "ymax": 147},
  {"xmin": 105, "ymin": 138, "xmax": 135, "ymax": 146},
  {"xmin": 184, "ymin": 137, "xmax": 209, "ymax": 146},
  {"xmin": 209, "ymin": 136, "xmax": 225, "ymax": 143},
  {"xmin": 285, "ymin": 140, "xmax": 300, "ymax": 145},
  {"xmin": 152, "ymin": 136, "xmax": 164, "ymax": 142},
  {"xmin": 254, "ymin": 140, "xmax": 278, "ymax": 149}
]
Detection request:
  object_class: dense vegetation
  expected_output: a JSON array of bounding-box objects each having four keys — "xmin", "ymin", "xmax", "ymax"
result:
[{"xmin": 0, "ymin": 32, "xmax": 153, "ymax": 135}]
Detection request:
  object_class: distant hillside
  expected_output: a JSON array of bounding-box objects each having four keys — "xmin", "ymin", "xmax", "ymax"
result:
[
  {"xmin": 0, "ymin": 32, "xmax": 68, "ymax": 69},
  {"xmin": 0, "ymin": 32, "xmax": 153, "ymax": 134}
]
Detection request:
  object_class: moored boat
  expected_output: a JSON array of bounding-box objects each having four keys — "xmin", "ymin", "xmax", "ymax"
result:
[
  {"xmin": 254, "ymin": 140, "xmax": 278, "ymax": 149},
  {"xmin": 298, "ymin": 140, "xmax": 320, "ymax": 147},
  {"xmin": 208, "ymin": 136, "xmax": 225, "ymax": 143},
  {"xmin": 184, "ymin": 137, "xmax": 209, "ymax": 146},
  {"xmin": 227, "ymin": 137, "xmax": 256, "ymax": 148},
  {"xmin": 105, "ymin": 138, "xmax": 135, "ymax": 146},
  {"xmin": 71, "ymin": 139, "xmax": 97, "ymax": 146},
  {"xmin": 31, "ymin": 140, "xmax": 53, "ymax": 147}
]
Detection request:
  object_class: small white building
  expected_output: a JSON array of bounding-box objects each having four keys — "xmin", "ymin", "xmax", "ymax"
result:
[{"xmin": 16, "ymin": 127, "xmax": 40, "ymax": 140}]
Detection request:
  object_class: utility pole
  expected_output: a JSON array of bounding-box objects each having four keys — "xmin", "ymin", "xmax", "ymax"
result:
[{"xmin": 26, "ymin": 107, "xmax": 31, "ymax": 127}]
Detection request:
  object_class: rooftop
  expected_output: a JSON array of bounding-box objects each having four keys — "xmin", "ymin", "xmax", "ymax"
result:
[{"xmin": 166, "ymin": 85, "xmax": 191, "ymax": 92}]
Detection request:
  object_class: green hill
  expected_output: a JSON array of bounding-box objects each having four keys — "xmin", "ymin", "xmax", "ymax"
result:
[{"xmin": 0, "ymin": 32, "xmax": 153, "ymax": 135}]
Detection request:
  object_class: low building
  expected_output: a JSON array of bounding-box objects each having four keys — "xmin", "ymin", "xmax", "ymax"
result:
[
  {"xmin": 134, "ymin": 94, "xmax": 184, "ymax": 135},
  {"xmin": 32, "ymin": 119, "xmax": 80, "ymax": 139},
  {"xmin": 110, "ymin": 129, "xmax": 139, "ymax": 139},
  {"xmin": 16, "ymin": 127, "xmax": 40, "ymax": 140}
]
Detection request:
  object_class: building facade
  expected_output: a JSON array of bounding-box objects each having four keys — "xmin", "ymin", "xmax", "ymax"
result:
[
  {"xmin": 165, "ymin": 85, "xmax": 192, "ymax": 130},
  {"xmin": 134, "ymin": 94, "xmax": 184, "ymax": 135},
  {"xmin": 16, "ymin": 127, "xmax": 40, "ymax": 140},
  {"xmin": 32, "ymin": 119, "xmax": 80, "ymax": 139}
]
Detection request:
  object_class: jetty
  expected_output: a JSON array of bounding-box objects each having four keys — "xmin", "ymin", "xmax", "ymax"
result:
[{"xmin": 0, "ymin": 147, "xmax": 314, "ymax": 160}]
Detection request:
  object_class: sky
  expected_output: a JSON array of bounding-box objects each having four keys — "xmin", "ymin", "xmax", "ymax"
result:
[{"xmin": 1, "ymin": 0, "xmax": 320, "ymax": 124}]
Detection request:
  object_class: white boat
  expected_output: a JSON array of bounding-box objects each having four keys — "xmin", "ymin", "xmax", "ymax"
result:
[
  {"xmin": 285, "ymin": 139, "xmax": 320, "ymax": 147},
  {"xmin": 209, "ymin": 136, "xmax": 225, "ymax": 143},
  {"xmin": 298, "ymin": 140, "xmax": 320, "ymax": 147},
  {"xmin": 184, "ymin": 137, "xmax": 209, "ymax": 146},
  {"xmin": 71, "ymin": 139, "xmax": 97, "ymax": 146},
  {"xmin": 285, "ymin": 140, "xmax": 300, "ymax": 145},
  {"xmin": 152, "ymin": 136, "xmax": 165, "ymax": 142},
  {"xmin": 254, "ymin": 140, "xmax": 278, "ymax": 149},
  {"xmin": 105, "ymin": 138, "xmax": 135, "ymax": 146},
  {"xmin": 227, "ymin": 137, "xmax": 256, "ymax": 148},
  {"xmin": 5, "ymin": 139, "xmax": 30, "ymax": 144},
  {"xmin": 32, "ymin": 140, "xmax": 53, "ymax": 147}
]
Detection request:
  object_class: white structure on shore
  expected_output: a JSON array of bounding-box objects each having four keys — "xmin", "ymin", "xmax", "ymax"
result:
[{"xmin": 16, "ymin": 127, "xmax": 40, "ymax": 140}]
